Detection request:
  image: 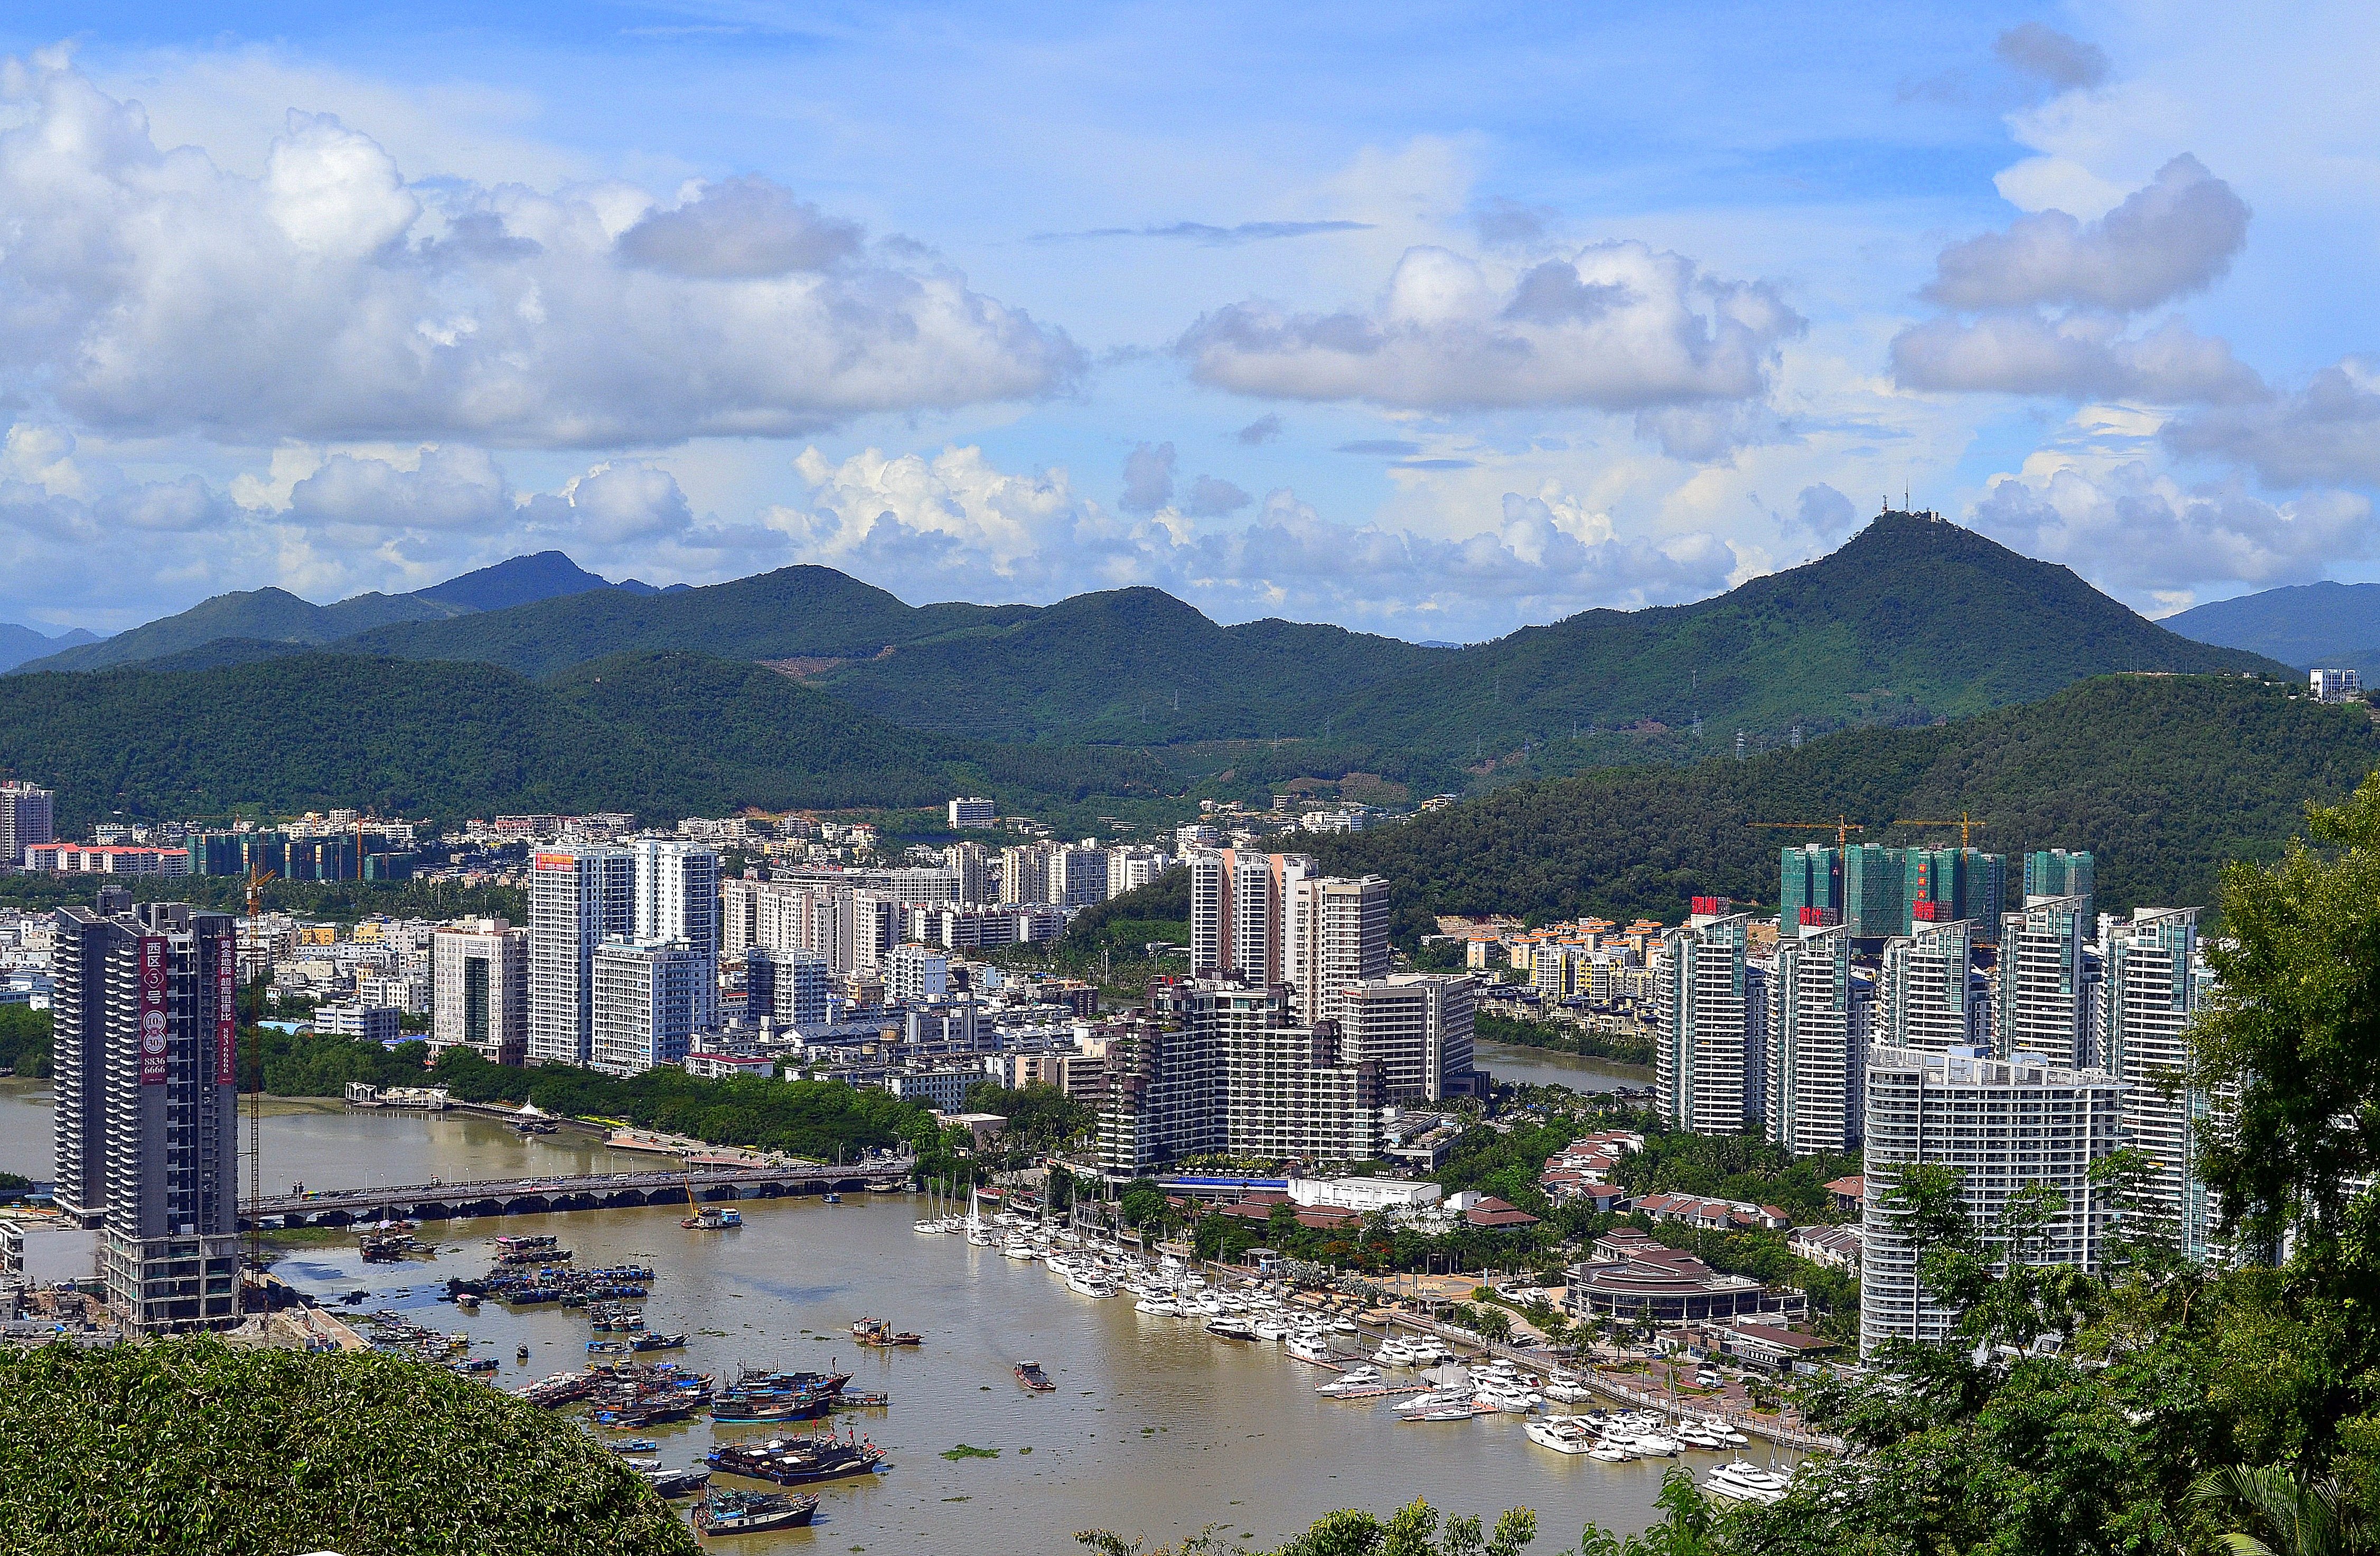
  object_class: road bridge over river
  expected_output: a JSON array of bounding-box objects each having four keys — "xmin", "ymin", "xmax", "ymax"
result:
[{"xmin": 243, "ymin": 1157, "xmax": 913, "ymax": 1229}]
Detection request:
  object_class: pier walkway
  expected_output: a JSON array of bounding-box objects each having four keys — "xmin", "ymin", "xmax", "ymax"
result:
[{"xmin": 243, "ymin": 1158, "xmax": 913, "ymax": 1230}]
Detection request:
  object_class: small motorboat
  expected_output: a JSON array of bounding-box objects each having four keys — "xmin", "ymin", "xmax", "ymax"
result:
[
  {"xmin": 516, "ymin": 1345, "xmax": 531, "ymax": 1361},
  {"xmin": 642, "ymin": 1465, "xmax": 711, "ymax": 1499},
  {"xmin": 1204, "ymin": 1317, "xmax": 1258, "ymax": 1341},
  {"xmin": 1015, "ymin": 1361, "xmax": 1056, "ymax": 1391},
  {"xmin": 823, "ymin": 1192, "xmax": 841, "ymax": 1205},
  {"xmin": 692, "ymin": 1489, "xmax": 820, "ymax": 1536},
  {"xmin": 610, "ymin": 1439, "xmax": 659, "ymax": 1454}
]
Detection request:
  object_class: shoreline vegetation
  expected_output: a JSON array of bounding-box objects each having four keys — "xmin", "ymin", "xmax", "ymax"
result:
[{"xmin": 1475, "ymin": 1009, "xmax": 1655, "ymax": 1072}]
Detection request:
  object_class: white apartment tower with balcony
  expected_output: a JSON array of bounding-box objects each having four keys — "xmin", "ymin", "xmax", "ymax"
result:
[
  {"xmin": 1859, "ymin": 1044, "xmax": 2123, "ymax": 1356},
  {"xmin": 1337, "ymin": 973, "xmax": 1477, "ymax": 1101},
  {"xmin": 1283, "ymin": 871, "xmax": 1390, "ymax": 1024},
  {"xmin": 2100, "ymin": 907, "xmax": 2222, "ymax": 1262},
  {"xmin": 1765, "ymin": 925, "xmax": 1871, "ymax": 1155},
  {"xmin": 1654, "ymin": 914, "xmax": 1763, "ymax": 1134},
  {"xmin": 528, "ymin": 844, "xmax": 633, "ymax": 1066},
  {"xmin": 632, "ymin": 838, "xmax": 721, "ymax": 1028},
  {"xmin": 1998, "ymin": 895, "xmax": 2097, "ymax": 1067},
  {"xmin": 1878, "ymin": 919, "xmax": 1985, "ymax": 1053}
]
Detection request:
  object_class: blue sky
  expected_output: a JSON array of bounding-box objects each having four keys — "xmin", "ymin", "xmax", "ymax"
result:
[{"xmin": 3, "ymin": 2, "xmax": 2377, "ymax": 639}]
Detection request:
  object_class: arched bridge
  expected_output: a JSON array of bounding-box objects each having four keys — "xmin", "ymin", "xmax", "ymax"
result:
[{"xmin": 242, "ymin": 1159, "xmax": 913, "ymax": 1229}]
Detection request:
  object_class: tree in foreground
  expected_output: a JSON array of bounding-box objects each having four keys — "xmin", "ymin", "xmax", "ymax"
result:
[
  {"xmin": 1079, "ymin": 1497, "xmax": 1536, "ymax": 1556},
  {"xmin": 0, "ymin": 1338, "xmax": 696, "ymax": 1556}
]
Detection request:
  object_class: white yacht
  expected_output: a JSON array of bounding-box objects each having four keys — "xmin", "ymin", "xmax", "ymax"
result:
[
  {"xmin": 1134, "ymin": 1294, "xmax": 1181, "ymax": 1317},
  {"xmin": 1703, "ymin": 1460, "xmax": 1792, "ymax": 1505},
  {"xmin": 1523, "ymin": 1417, "xmax": 1599, "ymax": 1455},
  {"xmin": 1064, "ymin": 1266, "xmax": 1118, "ymax": 1298},
  {"xmin": 1315, "ymin": 1366, "xmax": 1383, "ymax": 1396},
  {"xmin": 1250, "ymin": 1315, "xmax": 1290, "ymax": 1343},
  {"xmin": 1001, "ymin": 1238, "xmax": 1041, "ymax": 1260},
  {"xmin": 1474, "ymin": 1380, "xmax": 1543, "ymax": 1413},
  {"xmin": 1588, "ymin": 1440, "xmax": 1637, "ymax": 1463},
  {"xmin": 1283, "ymin": 1331, "xmax": 1337, "ymax": 1364},
  {"xmin": 1623, "ymin": 1428, "xmax": 1683, "ymax": 1456}
]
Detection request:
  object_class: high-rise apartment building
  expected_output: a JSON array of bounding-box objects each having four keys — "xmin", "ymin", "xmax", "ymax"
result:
[
  {"xmin": 949, "ymin": 842, "xmax": 996, "ymax": 904},
  {"xmin": 632, "ymin": 838, "xmax": 720, "ymax": 1027},
  {"xmin": 0, "ymin": 781, "xmax": 55, "ymax": 865},
  {"xmin": 2023, "ymin": 850, "xmax": 2096, "ymax": 914},
  {"xmin": 1097, "ymin": 1012, "xmax": 1224, "ymax": 1176},
  {"xmin": 1842, "ymin": 843, "xmax": 1906, "ymax": 941},
  {"xmin": 1105, "ymin": 846, "xmax": 1170, "ymax": 899},
  {"xmin": 1860, "ymin": 1044, "xmax": 2122, "ymax": 1355},
  {"xmin": 1337, "ymin": 973, "xmax": 1477, "ymax": 1101},
  {"xmin": 1878, "ymin": 920, "xmax": 1985, "ymax": 1052},
  {"xmin": 432, "ymin": 918, "xmax": 529, "ymax": 1063},
  {"xmin": 1186, "ymin": 849, "xmax": 1319, "ymax": 984},
  {"xmin": 2100, "ymin": 907, "xmax": 2220, "ymax": 1262},
  {"xmin": 1654, "ymin": 914, "xmax": 1763, "ymax": 1134},
  {"xmin": 1778, "ymin": 844, "xmax": 1844, "ymax": 931},
  {"xmin": 1997, "ymin": 895, "xmax": 2096, "ymax": 1067},
  {"xmin": 1000, "ymin": 844, "xmax": 1053, "ymax": 906},
  {"xmin": 591, "ymin": 939, "xmax": 706, "ymax": 1075},
  {"xmin": 746, "ymin": 946, "xmax": 830, "ymax": 1029},
  {"xmin": 1765, "ymin": 926, "xmax": 1871, "ymax": 1154},
  {"xmin": 1207, "ymin": 982, "xmax": 1382, "ymax": 1163},
  {"xmin": 1097, "ymin": 979, "xmax": 1384, "ymax": 1171},
  {"xmin": 948, "ymin": 797, "xmax": 997, "ymax": 830},
  {"xmin": 1054, "ymin": 845, "xmax": 1111, "ymax": 909},
  {"xmin": 52, "ymin": 896, "xmax": 242, "ymax": 1331},
  {"xmin": 884, "ymin": 943, "xmax": 950, "ymax": 1003},
  {"xmin": 1903, "ymin": 849, "xmax": 2006, "ymax": 940},
  {"xmin": 1283, "ymin": 872, "xmax": 1389, "ymax": 1023},
  {"xmin": 528, "ymin": 844, "xmax": 633, "ymax": 1066}
]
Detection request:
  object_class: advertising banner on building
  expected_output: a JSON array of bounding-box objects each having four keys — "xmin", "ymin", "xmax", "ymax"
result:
[
  {"xmin": 214, "ymin": 934, "xmax": 238, "ymax": 1086},
  {"xmin": 138, "ymin": 935, "xmax": 170, "ymax": 1085}
]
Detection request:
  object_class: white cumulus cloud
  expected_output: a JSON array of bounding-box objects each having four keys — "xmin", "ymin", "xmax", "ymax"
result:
[
  {"xmin": 2163, "ymin": 359, "xmax": 2380, "ymax": 487},
  {"xmin": 1177, "ymin": 241, "xmax": 1803, "ymax": 424},
  {"xmin": 760, "ymin": 446, "xmax": 1738, "ymax": 637},
  {"xmin": 1892, "ymin": 156, "xmax": 2257, "ymax": 405},
  {"xmin": 0, "ymin": 53, "xmax": 1078, "ymax": 451},
  {"xmin": 1969, "ymin": 462, "xmax": 2375, "ymax": 599}
]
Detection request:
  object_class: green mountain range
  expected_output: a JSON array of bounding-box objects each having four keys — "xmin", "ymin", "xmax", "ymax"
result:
[
  {"xmin": 2163, "ymin": 579, "xmax": 2380, "ymax": 674},
  {"xmin": 0, "ymin": 650, "xmax": 1169, "ymax": 832},
  {"xmin": 22, "ymin": 512, "xmax": 2283, "ymax": 760},
  {"xmin": 1311, "ymin": 673, "xmax": 2377, "ymax": 941},
  {"xmin": 15, "ymin": 551, "xmax": 631, "ymax": 674},
  {"xmin": 0, "ymin": 622, "xmax": 100, "ymax": 675}
]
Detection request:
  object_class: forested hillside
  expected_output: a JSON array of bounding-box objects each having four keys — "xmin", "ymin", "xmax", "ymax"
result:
[
  {"xmin": 25, "ymin": 515, "xmax": 2280, "ymax": 771},
  {"xmin": 344, "ymin": 564, "xmax": 1030, "ymax": 677},
  {"xmin": 1311, "ymin": 674, "xmax": 2379, "ymax": 940},
  {"xmin": 0, "ymin": 650, "xmax": 1168, "ymax": 831}
]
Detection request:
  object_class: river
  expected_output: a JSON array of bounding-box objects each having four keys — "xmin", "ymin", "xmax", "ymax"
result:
[
  {"xmin": 0, "ymin": 1079, "xmax": 1714, "ymax": 1552},
  {"xmin": 1474, "ymin": 1039, "xmax": 1651, "ymax": 1096}
]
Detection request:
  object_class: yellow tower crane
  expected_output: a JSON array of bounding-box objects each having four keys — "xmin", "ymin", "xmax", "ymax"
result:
[{"xmin": 1889, "ymin": 811, "xmax": 1989, "ymax": 848}]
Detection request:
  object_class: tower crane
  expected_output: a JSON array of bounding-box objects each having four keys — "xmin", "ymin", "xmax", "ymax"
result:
[
  {"xmin": 1747, "ymin": 816, "xmax": 1864, "ymax": 847},
  {"xmin": 1889, "ymin": 812, "xmax": 1989, "ymax": 849}
]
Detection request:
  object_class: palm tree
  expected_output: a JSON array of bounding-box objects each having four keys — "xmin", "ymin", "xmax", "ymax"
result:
[{"xmin": 2188, "ymin": 1465, "xmax": 2366, "ymax": 1555}]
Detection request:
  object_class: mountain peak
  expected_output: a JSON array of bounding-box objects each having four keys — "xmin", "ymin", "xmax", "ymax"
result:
[{"xmin": 414, "ymin": 551, "xmax": 617, "ymax": 612}]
